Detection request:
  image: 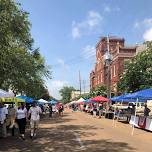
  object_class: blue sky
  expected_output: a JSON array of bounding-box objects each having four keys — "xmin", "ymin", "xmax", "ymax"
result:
[{"xmin": 17, "ymin": 0, "xmax": 152, "ymax": 99}]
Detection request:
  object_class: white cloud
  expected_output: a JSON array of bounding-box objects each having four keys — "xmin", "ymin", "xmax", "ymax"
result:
[
  {"xmin": 71, "ymin": 26, "xmax": 81, "ymax": 39},
  {"xmin": 134, "ymin": 18, "xmax": 152, "ymax": 29},
  {"xmin": 134, "ymin": 22, "xmax": 140, "ymax": 29},
  {"xmin": 104, "ymin": 6, "xmax": 111, "ymax": 13},
  {"xmin": 50, "ymin": 80, "xmax": 68, "ymax": 89},
  {"xmin": 114, "ymin": 7, "xmax": 120, "ymax": 12},
  {"xmin": 143, "ymin": 18, "xmax": 152, "ymax": 27},
  {"xmin": 103, "ymin": 5, "xmax": 120, "ymax": 13},
  {"xmin": 82, "ymin": 45, "xmax": 96, "ymax": 59},
  {"xmin": 134, "ymin": 18, "xmax": 152, "ymax": 41},
  {"xmin": 87, "ymin": 11, "xmax": 103, "ymax": 28},
  {"xmin": 47, "ymin": 80, "xmax": 69, "ymax": 99},
  {"xmin": 57, "ymin": 58, "xmax": 69, "ymax": 69},
  {"xmin": 71, "ymin": 11, "xmax": 103, "ymax": 39},
  {"xmin": 143, "ymin": 28, "xmax": 152, "ymax": 41},
  {"xmin": 57, "ymin": 58, "xmax": 64, "ymax": 66}
]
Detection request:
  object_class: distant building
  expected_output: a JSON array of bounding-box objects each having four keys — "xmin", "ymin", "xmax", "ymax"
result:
[
  {"xmin": 90, "ymin": 36, "xmax": 136, "ymax": 95},
  {"xmin": 71, "ymin": 90, "xmax": 89, "ymax": 100},
  {"xmin": 71, "ymin": 91, "xmax": 81, "ymax": 100},
  {"xmin": 136, "ymin": 44, "xmax": 147, "ymax": 55}
]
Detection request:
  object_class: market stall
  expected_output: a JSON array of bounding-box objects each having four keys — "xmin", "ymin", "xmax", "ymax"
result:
[
  {"xmin": 130, "ymin": 115, "xmax": 152, "ymax": 131},
  {"xmin": 0, "ymin": 89, "xmax": 14, "ymax": 98},
  {"xmin": 111, "ymin": 104, "xmax": 129, "ymax": 121},
  {"xmin": 90, "ymin": 96, "xmax": 109, "ymax": 117},
  {"xmin": 16, "ymin": 95, "xmax": 34, "ymax": 103},
  {"xmin": 125, "ymin": 89, "xmax": 152, "ymax": 134},
  {"xmin": 49, "ymin": 99, "xmax": 58, "ymax": 105},
  {"xmin": 38, "ymin": 98, "xmax": 48, "ymax": 104}
]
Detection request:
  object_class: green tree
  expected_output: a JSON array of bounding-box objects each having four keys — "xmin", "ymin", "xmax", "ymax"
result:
[
  {"xmin": 93, "ymin": 85, "xmax": 107, "ymax": 96},
  {"xmin": 118, "ymin": 41, "xmax": 152, "ymax": 93},
  {"xmin": 59, "ymin": 86, "xmax": 76, "ymax": 103},
  {"xmin": 75, "ymin": 85, "xmax": 107, "ymax": 100},
  {"xmin": 0, "ymin": 0, "xmax": 51, "ymax": 98}
]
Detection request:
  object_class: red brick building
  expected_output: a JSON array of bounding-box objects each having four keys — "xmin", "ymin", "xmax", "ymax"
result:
[{"xmin": 90, "ymin": 36, "xmax": 136, "ymax": 95}]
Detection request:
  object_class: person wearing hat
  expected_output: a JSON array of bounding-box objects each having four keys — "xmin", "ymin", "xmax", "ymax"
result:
[{"xmin": 28, "ymin": 101, "xmax": 42, "ymax": 139}]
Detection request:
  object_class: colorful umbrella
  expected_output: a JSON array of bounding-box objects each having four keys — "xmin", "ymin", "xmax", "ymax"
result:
[{"xmin": 91, "ymin": 96, "xmax": 109, "ymax": 102}]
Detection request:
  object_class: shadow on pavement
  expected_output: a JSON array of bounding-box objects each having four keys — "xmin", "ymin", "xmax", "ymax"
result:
[
  {"xmin": 84, "ymin": 139, "xmax": 135, "ymax": 152},
  {"xmin": 41, "ymin": 113, "xmax": 76, "ymax": 125},
  {"xmin": 0, "ymin": 112, "xmax": 136, "ymax": 152}
]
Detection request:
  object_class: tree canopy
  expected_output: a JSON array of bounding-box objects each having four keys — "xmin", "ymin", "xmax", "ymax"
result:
[
  {"xmin": 59, "ymin": 86, "xmax": 76, "ymax": 103},
  {"xmin": 0, "ymin": 0, "xmax": 51, "ymax": 99},
  {"xmin": 117, "ymin": 41, "xmax": 152, "ymax": 93},
  {"xmin": 69, "ymin": 85, "xmax": 107, "ymax": 101}
]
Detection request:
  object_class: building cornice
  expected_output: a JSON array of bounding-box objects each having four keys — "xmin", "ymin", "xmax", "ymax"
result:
[{"xmin": 112, "ymin": 53, "xmax": 136, "ymax": 61}]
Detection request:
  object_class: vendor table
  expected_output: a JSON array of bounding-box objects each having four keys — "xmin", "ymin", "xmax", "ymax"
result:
[
  {"xmin": 129, "ymin": 115, "xmax": 152, "ymax": 131},
  {"xmin": 104, "ymin": 111, "xmax": 114, "ymax": 119}
]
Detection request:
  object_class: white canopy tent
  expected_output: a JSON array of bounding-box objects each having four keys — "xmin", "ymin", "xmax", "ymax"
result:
[
  {"xmin": 70, "ymin": 100, "xmax": 76, "ymax": 104},
  {"xmin": 75, "ymin": 98, "xmax": 85, "ymax": 104},
  {"xmin": 0, "ymin": 89, "xmax": 14, "ymax": 98},
  {"xmin": 38, "ymin": 99, "xmax": 48, "ymax": 104}
]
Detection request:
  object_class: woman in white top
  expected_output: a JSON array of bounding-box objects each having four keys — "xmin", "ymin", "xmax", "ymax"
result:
[{"xmin": 16, "ymin": 103, "xmax": 27, "ymax": 140}]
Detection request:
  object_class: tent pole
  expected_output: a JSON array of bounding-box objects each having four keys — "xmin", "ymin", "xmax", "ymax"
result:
[
  {"xmin": 131, "ymin": 98, "xmax": 138, "ymax": 136},
  {"xmin": 113, "ymin": 103, "xmax": 117, "ymax": 127},
  {"xmin": 116, "ymin": 99, "xmax": 123, "ymax": 126}
]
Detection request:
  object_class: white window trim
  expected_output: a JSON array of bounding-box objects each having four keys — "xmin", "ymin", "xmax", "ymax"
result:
[{"xmin": 114, "ymin": 65, "xmax": 116, "ymax": 77}]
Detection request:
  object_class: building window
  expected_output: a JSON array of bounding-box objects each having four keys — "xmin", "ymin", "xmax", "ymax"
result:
[
  {"xmin": 96, "ymin": 76, "xmax": 98, "ymax": 85},
  {"xmin": 98, "ymin": 75, "xmax": 100, "ymax": 84},
  {"xmin": 114, "ymin": 65, "xmax": 116, "ymax": 77},
  {"xmin": 101, "ymin": 73, "xmax": 102, "ymax": 82}
]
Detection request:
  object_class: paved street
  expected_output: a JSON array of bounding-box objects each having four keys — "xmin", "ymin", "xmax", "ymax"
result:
[{"xmin": 0, "ymin": 110, "xmax": 152, "ymax": 152}]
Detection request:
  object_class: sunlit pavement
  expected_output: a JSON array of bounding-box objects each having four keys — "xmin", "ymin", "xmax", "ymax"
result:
[{"xmin": 0, "ymin": 109, "xmax": 152, "ymax": 152}]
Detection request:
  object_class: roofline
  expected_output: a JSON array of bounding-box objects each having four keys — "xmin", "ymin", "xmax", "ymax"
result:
[{"xmin": 96, "ymin": 36, "xmax": 125, "ymax": 47}]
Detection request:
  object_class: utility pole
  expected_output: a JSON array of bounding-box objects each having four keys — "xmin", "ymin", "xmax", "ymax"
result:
[
  {"xmin": 79, "ymin": 70, "xmax": 82, "ymax": 95},
  {"xmin": 83, "ymin": 80, "xmax": 86, "ymax": 95},
  {"xmin": 107, "ymin": 36, "xmax": 112, "ymax": 99}
]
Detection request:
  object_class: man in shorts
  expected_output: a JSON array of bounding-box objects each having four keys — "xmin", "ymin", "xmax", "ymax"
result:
[{"xmin": 28, "ymin": 101, "xmax": 42, "ymax": 139}]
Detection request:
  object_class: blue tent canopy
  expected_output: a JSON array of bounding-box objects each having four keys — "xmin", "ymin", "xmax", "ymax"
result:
[
  {"xmin": 124, "ymin": 89, "xmax": 152, "ymax": 100},
  {"xmin": 83, "ymin": 99, "xmax": 90, "ymax": 103},
  {"xmin": 111, "ymin": 93, "xmax": 147, "ymax": 103},
  {"xmin": 111, "ymin": 95, "xmax": 126, "ymax": 102},
  {"xmin": 49, "ymin": 99, "xmax": 58, "ymax": 104},
  {"xmin": 110, "ymin": 94, "xmax": 135, "ymax": 102},
  {"xmin": 16, "ymin": 96, "xmax": 34, "ymax": 103}
]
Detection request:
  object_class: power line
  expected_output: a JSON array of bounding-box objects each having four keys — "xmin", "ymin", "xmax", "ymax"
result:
[
  {"xmin": 51, "ymin": 54, "xmax": 95, "ymax": 68},
  {"xmin": 79, "ymin": 70, "xmax": 82, "ymax": 95}
]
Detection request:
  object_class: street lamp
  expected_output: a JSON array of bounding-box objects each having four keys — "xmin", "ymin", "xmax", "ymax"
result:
[{"xmin": 104, "ymin": 36, "xmax": 112, "ymax": 99}]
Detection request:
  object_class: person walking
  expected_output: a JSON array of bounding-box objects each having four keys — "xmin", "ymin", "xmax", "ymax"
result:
[
  {"xmin": 144, "ymin": 104, "xmax": 151, "ymax": 117},
  {"xmin": 59, "ymin": 104, "xmax": 64, "ymax": 116},
  {"xmin": 8, "ymin": 104, "xmax": 16, "ymax": 129},
  {"xmin": 93, "ymin": 103, "xmax": 97, "ymax": 118},
  {"xmin": 16, "ymin": 103, "xmax": 27, "ymax": 140},
  {"xmin": 98, "ymin": 103, "xmax": 103, "ymax": 118},
  {"xmin": 49, "ymin": 104, "xmax": 52, "ymax": 118},
  {"xmin": 28, "ymin": 101, "xmax": 42, "ymax": 139},
  {"xmin": 0, "ymin": 102, "xmax": 8, "ymax": 138}
]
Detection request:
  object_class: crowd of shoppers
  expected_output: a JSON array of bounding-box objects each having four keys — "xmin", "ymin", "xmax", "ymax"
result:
[
  {"xmin": 70, "ymin": 102, "xmax": 150, "ymax": 121},
  {"xmin": 0, "ymin": 101, "xmax": 64, "ymax": 140},
  {"xmin": 70, "ymin": 102, "xmax": 106, "ymax": 119}
]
